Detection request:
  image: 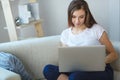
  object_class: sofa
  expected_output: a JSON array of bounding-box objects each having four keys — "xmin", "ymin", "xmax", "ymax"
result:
[{"xmin": 0, "ymin": 35, "xmax": 120, "ymax": 80}]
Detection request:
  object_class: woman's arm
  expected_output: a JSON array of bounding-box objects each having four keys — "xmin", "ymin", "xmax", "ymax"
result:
[{"xmin": 99, "ymin": 31, "xmax": 118, "ymax": 64}]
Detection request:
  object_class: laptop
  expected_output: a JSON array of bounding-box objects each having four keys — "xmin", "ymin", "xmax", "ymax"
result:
[{"xmin": 58, "ymin": 45, "xmax": 106, "ymax": 72}]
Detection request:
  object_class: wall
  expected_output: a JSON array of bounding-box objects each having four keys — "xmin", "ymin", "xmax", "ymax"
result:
[
  {"xmin": 86, "ymin": 0, "xmax": 119, "ymax": 41},
  {"xmin": 39, "ymin": 0, "xmax": 120, "ymax": 41},
  {"xmin": 38, "ymin": 0, "xmax": 71, "ymax": 36},
  {"xmin": 109, "ymin": 0, "xmax": 120, "ymax": 41},
  {"xmin": 0, "ymin": 0, "xmax": 20, "ymax": 43},
  {"xmin": 0, "ymin": 0, "xmax": 119, "ymax": 43},
  {"xmin": 0, "ymin": 0, "xmax": 36, "ymax": 43},
  {"xmin": 0, "ymin": 2, "xmax": 9, "ymax": 43}
]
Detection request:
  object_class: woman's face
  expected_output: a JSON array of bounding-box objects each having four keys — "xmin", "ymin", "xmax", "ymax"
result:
[{"xmin": 72, "ymin": 9, "xmax": 86, "ymax": 27}]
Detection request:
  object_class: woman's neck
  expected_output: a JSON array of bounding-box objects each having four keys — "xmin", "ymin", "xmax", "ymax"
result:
[{"xmin": 72, "ymin": 25, "xmax": 87, "ymax": 34}]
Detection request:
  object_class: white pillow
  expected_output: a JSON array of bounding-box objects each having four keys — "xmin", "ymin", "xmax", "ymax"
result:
[{"xmin": 111, "ymin": 42, "xmax": 120, "ymax": 71}]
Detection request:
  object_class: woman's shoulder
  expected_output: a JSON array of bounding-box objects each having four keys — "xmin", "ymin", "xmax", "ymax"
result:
[
  {"xmin": 61, "ymin": 27, "xmax": 71, "ymax": 35},
  {"xmin": 91, "ymin": 24, "xmax": 105, "ymax": 31},
  {"xmin": 90, "ymin": 24, "xmax": 106, "ymax": 39}
]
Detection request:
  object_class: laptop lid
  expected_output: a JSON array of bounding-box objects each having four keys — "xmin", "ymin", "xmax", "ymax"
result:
[{"xmin": 58, "ymin": 45, "xmax": 106, "ymax": 72}]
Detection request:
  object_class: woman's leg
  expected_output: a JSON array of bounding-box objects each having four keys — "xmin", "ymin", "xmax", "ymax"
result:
[
  {"xmin": 69, "ymin": 64, "xmax": 113, "ymax": 80},
  {"xmin": 43, "ymin": 64, "xmax": 60, "ymax": 80}
]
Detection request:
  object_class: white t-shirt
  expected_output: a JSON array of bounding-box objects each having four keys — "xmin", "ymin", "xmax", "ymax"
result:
[{"xmin": 60, "ymin": 24, "xmax": 105, "ymax": 46}]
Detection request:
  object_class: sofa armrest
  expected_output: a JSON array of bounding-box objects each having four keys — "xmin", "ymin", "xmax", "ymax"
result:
[{"xmin": 0, "ymin": 67, "xmax": 21, "ymax": 80}]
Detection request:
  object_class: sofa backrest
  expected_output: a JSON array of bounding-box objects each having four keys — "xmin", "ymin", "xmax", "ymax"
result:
[
  {"xmin": 0, "ymin": 35, "xmax": 60, "ymax": 79},
  {"xmin": 0, "ymin": 35, "xmax": 119, "ymax": 79}
]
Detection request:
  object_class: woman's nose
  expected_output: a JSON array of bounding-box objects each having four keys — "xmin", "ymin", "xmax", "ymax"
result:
[{"xmin": 75, "ymin": 18, "xmax": 80, "ymax": 23}]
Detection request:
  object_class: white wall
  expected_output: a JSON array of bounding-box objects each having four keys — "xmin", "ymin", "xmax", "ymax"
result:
[
  {"xmin": 86, "ymin": 0, "xmax": 109, "ymax": 31},
  {"xmin": 0, "ymin": 0, "xmax": 36, "ymax": 43},
  {"xmin": 0, "ymin": 0, "xmax": 119, "ymax": 43},
  {"xmin": 108, "ymin": 0, "xmax": 120, "ymax": 41},
  {"xmin": 86, "ymin": 0, "xmax": 119, "ymax": 41},
  {"xmin": 38, "ymin": 0, "xmax": 119, "ymax": 41},
  {"xmin": 38, "ymin": 0, "xmax": 71, "ymax": 36},
  {"xmin": 0, "ymin": 0, "xmax": 20, "ymax": 43},
  {"xmin": 0, "ymin": 2, "xmax": 9, "ymax": 43}
]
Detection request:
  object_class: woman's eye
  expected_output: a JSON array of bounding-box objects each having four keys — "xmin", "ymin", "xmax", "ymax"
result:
[
  {"xmin": 79, "ymin": 16, "xmax": 84, "ymax": 18},
  {"xmin": 72, "ymin": 16, "xmax": 76, "ymax": 18}
]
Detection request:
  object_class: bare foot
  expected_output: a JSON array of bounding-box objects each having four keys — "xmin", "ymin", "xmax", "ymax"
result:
[{"xmin": 57, "ymin": 74, "xmax": 68, "ymax": 80}]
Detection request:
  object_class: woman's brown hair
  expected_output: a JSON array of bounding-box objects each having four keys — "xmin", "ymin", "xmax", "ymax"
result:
[{"xmin": 68, "ymin": 0, "xmax": 97, "ymax": 28}]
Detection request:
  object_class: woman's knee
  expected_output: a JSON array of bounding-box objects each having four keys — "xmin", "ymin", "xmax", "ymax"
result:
[
  {"xmin": 69, "ymin": 72, "xmax": 80, "ymax": 80},
  {"xmin": 69, "ymin": 72, "xmax": 88, "ymax": 80},
  {"xmin": 43, "ymin": 64, "xmax": 60, "ymax": 79},
  {"xmin": 43, "ymin": 64, "xmax": 56, "ymax": 74}
]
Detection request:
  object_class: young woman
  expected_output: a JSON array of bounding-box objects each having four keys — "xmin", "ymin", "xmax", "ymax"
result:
[{"xmin": 43, "ymin": 0, "xmax": 118, "ymax": 80}]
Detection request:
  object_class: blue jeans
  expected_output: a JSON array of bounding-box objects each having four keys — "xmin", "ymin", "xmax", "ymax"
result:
[{"xmin": 43, "ymin": 64, "xmax": 113, "ymax": 80}]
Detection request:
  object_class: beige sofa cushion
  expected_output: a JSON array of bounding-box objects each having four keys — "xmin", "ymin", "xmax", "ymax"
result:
[
  {"xmin": 0, "ymin": 35, "xmax": 60, "ymax": 79},
  {"xmin": 0, "ymin": 35, "xmax": 119, "ymax": 79},
  {"xmin": 0, "ymin": 67, "xmax": 21, "ymax": 80}
]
